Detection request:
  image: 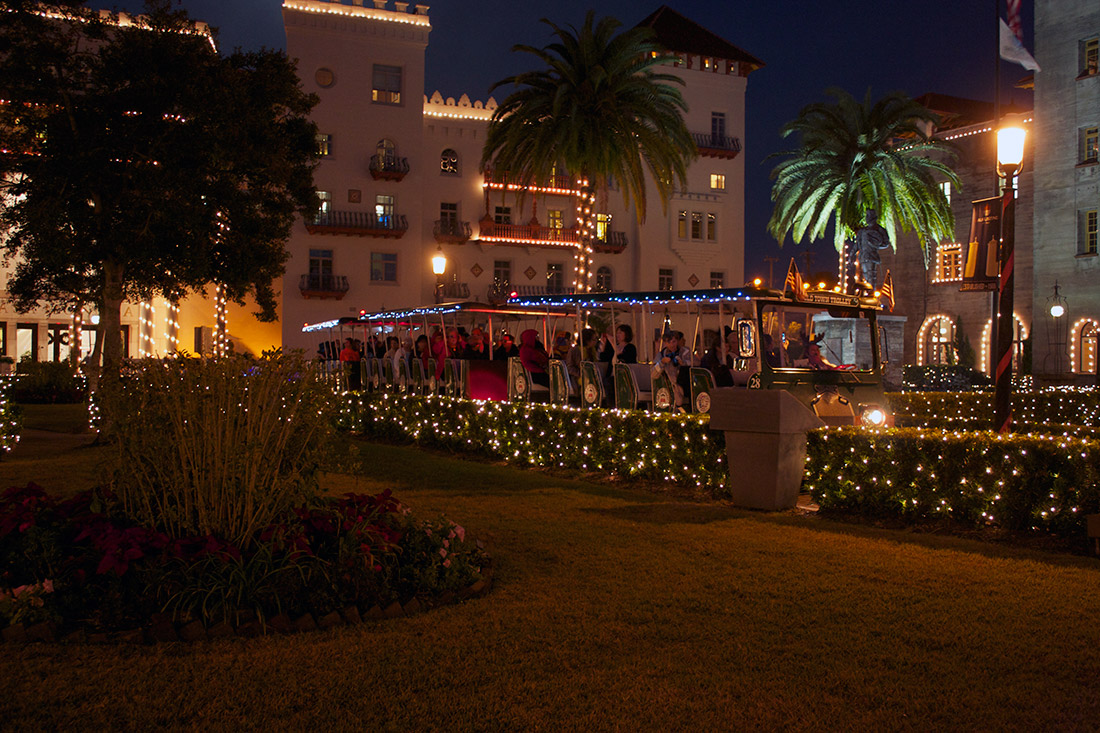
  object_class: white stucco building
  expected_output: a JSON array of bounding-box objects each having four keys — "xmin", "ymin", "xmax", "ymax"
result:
[{"xmin": 280, "ymin": 0, "xmax": 763, "ymax": 351}]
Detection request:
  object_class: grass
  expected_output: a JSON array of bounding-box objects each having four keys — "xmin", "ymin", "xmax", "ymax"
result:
[
  {"xmin": 16, "ymin": 402, "xmax": 90, "ymax": 433},
  {"xmin": 3, "ymin": 440, "xmax": 1100, "ymax": 730}
]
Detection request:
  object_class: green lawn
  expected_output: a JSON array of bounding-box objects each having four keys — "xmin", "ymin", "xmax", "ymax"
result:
[
  {"xmin": 16, "ymin": 402, "xmax": 90, "ymax": 433},
  {"xmin": 2, "ymin": 441, "xmax": 1099, "ymax": 730}
]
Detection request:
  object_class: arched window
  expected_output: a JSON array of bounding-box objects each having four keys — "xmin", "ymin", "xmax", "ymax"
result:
[
  {"xmin": 595, "ymin": 266, "xmax": 612, "ymax": 292},
  {"xmin": 440, "ymin": 148, "xmax": 459, "ymax": 175},
  {"xmin": 979, "ymin": 316, "xmax": 1029, "ymax": 375},
  {"xmin": 917, "ymin": 315, "xmax": 956, "ymax": 366},
  {"xmin": 1071, "ymin": 319, "xmax": 1099, "ymax": 374}
]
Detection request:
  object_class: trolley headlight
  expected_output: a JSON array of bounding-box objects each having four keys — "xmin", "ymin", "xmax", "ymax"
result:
[{"xmin": 860, "ymin": 404, "xmax": 887, "ymax": 427}]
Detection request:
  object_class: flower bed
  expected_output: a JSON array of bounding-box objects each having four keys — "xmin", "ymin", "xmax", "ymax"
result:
[
  {"xmin": 805, "ymin": 427, "xmax": 1100, "ymax": 535},
  {"xmin": 338, "ymin": 393, "xmax": 729, "ymax": 494},
  {"xmin": 0, "ymin": 483, "xmax": 490, "ymax": 642}
]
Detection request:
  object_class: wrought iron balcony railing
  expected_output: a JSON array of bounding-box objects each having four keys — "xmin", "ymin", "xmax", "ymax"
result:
[
  {"xmin": 433, "ymin": 219, "xmax": 472, "ymax": 244},
  {"xmin": 299, "ymin": 273, "xmax": 350, "ymax": 300},
  {"xmin": 307, "ymin": 210, "xmax": 408, "ymax": 238},
  {"xmin": 368, "ymin": 154, "xmax": 410, "ymax": 181},
  {"xmin": 442, "ymin": 282, "xmax": 470, "ymax": 299},
  {"xmin": 692, "ymin": 132, "xmax": 742, "ymax": 159},
  {"xmin": 593, "ymin": 230, "xmax": 628, "ymax": 254}
]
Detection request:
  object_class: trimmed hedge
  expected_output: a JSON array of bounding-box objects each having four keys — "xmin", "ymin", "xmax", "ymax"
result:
[
  {"xmin": 10, "ymin": 361, "xmax": 86, "ymax": 404},
  {"xmin": 805, "ymin": 427, "xmax": 1100, "ymax": 534},
  {"xmin": 0, "ymin": 378, "xmax": 19, "ymax": 455},
  {"xmin": 889, "ymin": 388, "xmax": 1100, "ymax": 434},
  {"xmin": 341, "ymin": 392, "xmax": 1100, "ymax": 536},
  {"xmin": 338, "ymin": 393, "xmax": 729, "ymax": 494}
]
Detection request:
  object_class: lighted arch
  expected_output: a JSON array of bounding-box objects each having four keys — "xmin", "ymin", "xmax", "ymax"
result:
[
  {"xmin": 916, "ymin": 314, "xmax": 956, "ymax": 365},
  {"xmin": 979, "ymin": 314, "xmax": 1029, "ymax": 375},
  {"xmin": 1070, "ymin": 318, "xmax": 1099, "ymax": 374}
]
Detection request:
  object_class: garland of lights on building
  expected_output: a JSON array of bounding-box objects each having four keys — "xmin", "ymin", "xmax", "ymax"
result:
[
  {"xmin": 165, "ymin": 298, "xmax": 180, "ymax": 353},
  {"xmin": 138, "ymin": 301, "xmax": 156, "ymax": 357}
]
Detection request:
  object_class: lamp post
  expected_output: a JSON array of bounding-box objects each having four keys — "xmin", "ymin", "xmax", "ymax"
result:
[
  {"xmin": 1046, "ymin": 281, "xmax": 1067, "ymax": 374},
  {"xmin": 431, "ymin": 246, "xmax": 447, "ymax": 304},
  {"xmin": 994, "ymin": 116, "xmax": 1026, "ymax": 433}
]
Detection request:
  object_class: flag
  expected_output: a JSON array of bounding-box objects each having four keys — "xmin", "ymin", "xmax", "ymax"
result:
[
  {"xmin": 1006, "ymin": 0, "xmax": 1023, "ymax": 43},
  {"xmin": 784, "ymin": 259, "xmax": 804, "ymax": 301},
  {"xmin": 999, "ymin": 18, "xmax": 1040, "ymax": 71},
  {"xmin": 880, "ymin": 270, "xmax": 895, "ymax": 312}
]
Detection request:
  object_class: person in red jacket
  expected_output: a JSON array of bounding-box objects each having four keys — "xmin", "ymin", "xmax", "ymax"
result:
[
  {"xmin": 339, "ymin": 337, "xmax": 362, "ymax": 390},
  {"xmin": 519, "ymin": 328, "xmax": 550, "ymax": 387}
]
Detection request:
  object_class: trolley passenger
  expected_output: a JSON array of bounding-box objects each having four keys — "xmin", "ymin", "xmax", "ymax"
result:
[
  {"xmin": 519, "ymin": 329, "xmax": 550, "ymax": 387},
  {"xmin": 463, "ymin": 328, "xmax": 490, "ymax": 359},
  {"xmin": 494, "ymin": 332, "xmax": 519, "ymax": 361}
]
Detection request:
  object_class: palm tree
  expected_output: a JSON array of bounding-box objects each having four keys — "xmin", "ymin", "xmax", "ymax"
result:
[
  {"xmin": 768, "ymin": 88, "xmax": 959, "ymax": 281},
  {"xmin": 481, "ymin": 11, "xmax": 696, "ymax": 292}
]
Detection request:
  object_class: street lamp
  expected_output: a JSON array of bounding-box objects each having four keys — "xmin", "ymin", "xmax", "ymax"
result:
[
  {"xmin": 993, "ymin": 114, "xmax": 1026, "ymax": 433},
  {"xmin": 431, "ymin": 246, "xmax": 447, "ymax": 304},
  {"xmin": 1046, "ymin": 281, "xmax": 1068, "ymax": 374}
]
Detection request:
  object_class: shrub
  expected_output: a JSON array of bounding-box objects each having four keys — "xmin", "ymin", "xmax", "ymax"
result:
[
  {"xmin": 109, "ymin": 353, "xmax": 334, "ymax": 547},
  {"xmin": 0, "ymin": 483, "xmax": 489, "ymax": 631},
  {"xmin": 339, "ymin": 393, "xmax": 729, "ymax": 494},
  {"xmin": 10, "ymin": 360, "xmax": 86, "ymax": 403},
  {"xmin": 889, "ymin": 387, "xmax": 1100, "ymax": 431},
  {"xmin": 805, "ymin": 427, "xmax": 1100, "ymax": 534},
  {"xmin": 0, "ymin": 377, "xmax": 20, "ymax": 455},
  {"xmin": 901, "ymin": 364, "xmax": 989, "ymax": 392}
]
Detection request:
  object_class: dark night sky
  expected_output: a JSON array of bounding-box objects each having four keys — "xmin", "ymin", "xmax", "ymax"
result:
[{"xmin": 92, "ymin": 0, "xmax": 1035, "ymax": 285}]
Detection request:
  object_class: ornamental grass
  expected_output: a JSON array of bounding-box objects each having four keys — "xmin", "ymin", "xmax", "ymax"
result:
[{"xmin": 110, "ymin": 353, "xmax": 332, "ymax": 547}]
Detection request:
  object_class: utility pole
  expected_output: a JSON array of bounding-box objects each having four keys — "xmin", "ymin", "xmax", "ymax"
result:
[
  {"xmin": 801, "ymin": 250, "xmax": 816, "ymax": 278},
  {"xmin": 763, "ymin": 256, "xmax": 779, "ymax": 289}
]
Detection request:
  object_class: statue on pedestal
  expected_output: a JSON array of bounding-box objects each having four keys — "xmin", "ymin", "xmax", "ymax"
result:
[{"xmin": 853, "ymin": 209, "xmax": 891, "ymax": 289}]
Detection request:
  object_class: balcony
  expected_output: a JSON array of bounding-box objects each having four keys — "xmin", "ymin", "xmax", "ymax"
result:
[
  {"xmin": 369, "ymin": 154, "xmax": 409, "ymax": 181},
  {"xmin": 299, "ymin": 273, "xmax": 349, "ymax": 300},
  {"xmin": 442, "ymin": 282, "xmax": 470, "ymax": 300},
  {"xmin": 434, "ymin": 218, "xmax": 472, "ymax": 245},
  {"xmin": 693, "ymin": 132, "xmax": 742, "ymax": 159},
  {"xmin": 482, "ymin": 170, "xmax": 578, "ymax": 194},
  {"xmin": 477, "ymin": 220, "xmax": 580, "ymax": 248},
  {"xmin": 486, "ymin": 282, "xmax": 572, "ymax": 304},
  {"xmin": 307, "ymin": 210, "xmax": 408, "ymax": 238},
  {"xmin": 593, "ymin": 230, "xmax": 628, "ymax": 254}
]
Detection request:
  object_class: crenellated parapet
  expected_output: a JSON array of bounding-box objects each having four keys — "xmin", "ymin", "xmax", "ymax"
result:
[
  {"xmin": 282, "ymin": 0, "xmax": 430, "ymax": 27},
  {"xmin": 423, "ymin": 90, "xmax": 496, "ymax": 121}
]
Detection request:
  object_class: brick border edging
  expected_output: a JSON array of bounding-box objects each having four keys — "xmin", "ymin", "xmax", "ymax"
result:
[{"xmin": 0, "ymin": 563, "xmax": 493, "ymax": 646}]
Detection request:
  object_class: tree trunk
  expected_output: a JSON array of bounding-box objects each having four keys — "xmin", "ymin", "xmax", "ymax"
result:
[{"xmin": 97, "ymin": 258, "xmax": 125, "ymax": 436}]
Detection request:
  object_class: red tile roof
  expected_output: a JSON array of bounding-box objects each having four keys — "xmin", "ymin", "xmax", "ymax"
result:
[{"xmin": 635, "ymin": 6, "xmax": 764, "ymax": 72}]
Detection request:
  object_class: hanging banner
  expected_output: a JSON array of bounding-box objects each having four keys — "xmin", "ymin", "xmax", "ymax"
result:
[{"xmin": 961, "ymin": 196, "xmax": 1001, "ymax": 292}]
